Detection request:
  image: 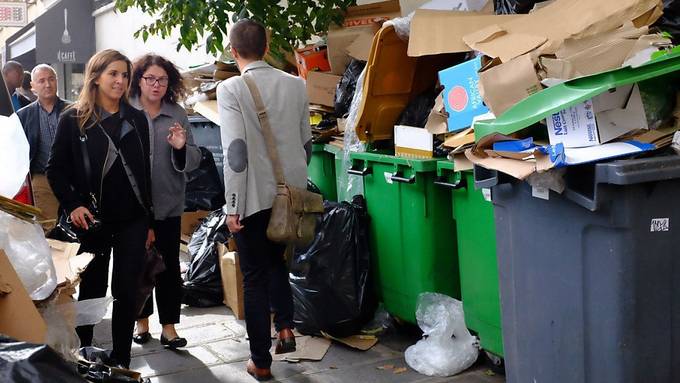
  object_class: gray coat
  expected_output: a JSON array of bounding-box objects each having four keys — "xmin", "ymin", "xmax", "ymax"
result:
[{"xmin": 130, "ymin": 98, "xmax": 202, "ymax": 220}]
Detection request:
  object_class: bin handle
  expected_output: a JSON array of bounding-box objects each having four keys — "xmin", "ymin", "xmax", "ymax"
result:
[
  {"xmin": 390, "ymin": 171, "xmax": 416, "ymax": 184},
  {"xmin": 348, "ymin": 164, "xmax": 372, "ymax": 177},
  {"xmin": 434, "ymin": 175, "xmax": 467, "ymax": 189}
]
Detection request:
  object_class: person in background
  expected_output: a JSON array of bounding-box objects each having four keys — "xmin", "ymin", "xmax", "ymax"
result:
[
  {"xmin": 18, "ymin": 70, "xmax": 37, "ymax": 102},
  {"xmin": 129, "ymin": 53, "xmax": 201, "ymax": 349},
  {"xmin": 3, "ymin": 61, "xmax": 31, "ymax": 111},
  {"xmin": 217, "ymin": 19, "xmax": 312, "ymax": 381},
  {"xmin": 46, "ymin": 49, "xmax": 154, "ymax": 368},
  {"xmin": 17, "ymin": 64, "xmax": 71, "ymax": 231}
]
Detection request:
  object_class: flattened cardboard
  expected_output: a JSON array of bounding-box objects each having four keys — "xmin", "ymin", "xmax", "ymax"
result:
[
  {"xmin": 47, "ymin": 239, "xmax": 93, "ymax": 285},
  {"xmin": 424, "ymin": 91, "xmax": 449, "ymax": 135},
  {"xmin": 193, "ymin": 100, "xmax": 219, "ymax": 126},
  {"xmin": 443, "ymin": 127, "xmax": 475, "ymax": 148},
  {"xmin": 181, "ymin": 210, "xmax": 210, "ymax": 239},
  {"xmin": 272, "ymin": 336, "xmax": 331, "ymax": 362},
  {"xmin": 306, "ymin": 71, "xmax": 342, "ymax": 108},
  {"xmin": 541, "ymin": 39, "xmax": 638, "ymax": 80},
  {"xmin": 408, "ymin": 10, "xmax": 520, "ymax": 57},
  {"xmin": 556, "ymin": 23, "xmax": 647, "ymax": 58},
  {"xmin": 327, "ymin": 0, "xmax": 400, "ymax": 74},
  {"xmin": 321, "ymin": 332, "xmax": 378, "ymax": 351},
  {"xmin": 479, "ymin": 54, "xmax": 542, "ymax": 116},
  {"xmin": 461, "ymin": 0, "xmax": 663, "ymax": 62},
  {"xmin": 0, "ymin": 250, "xmax": 47, "ymax": 344}
]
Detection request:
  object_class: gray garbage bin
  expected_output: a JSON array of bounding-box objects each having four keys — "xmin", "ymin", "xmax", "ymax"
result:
[{"xmin": 475, "ymin": 155, "xmax": 680, "ymax": 383}]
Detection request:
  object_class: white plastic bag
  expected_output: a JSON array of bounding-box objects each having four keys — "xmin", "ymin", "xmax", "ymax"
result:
[
  {"xmin": 0, "ymin": 113, "xmax": 30, "ymax": 198},
  {"xmin": 0, "ymin": 211, "xmax": 57, "ymax": 300},
  {"xmin": 339, "ymin": 67, "xmax": 367, "ymax": 202},
  {"xmin": 75, "ymin": 297, "xmax": 113, "ymax": 327},
  {"xmin": 39, "ymin": 301, "xmax": 81, "ymax": 362},
  {"xmin": 405, "ymin": 293, "xmax": 479, "ymax": 377}
]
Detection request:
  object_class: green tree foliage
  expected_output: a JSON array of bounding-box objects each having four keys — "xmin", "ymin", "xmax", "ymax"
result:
[{"xmin": 114, "ymin": 0, "xmax": 357, "ymax": 57}]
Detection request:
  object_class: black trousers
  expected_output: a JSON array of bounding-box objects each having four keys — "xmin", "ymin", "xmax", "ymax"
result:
[
  {"xmin": 233, "ymin": 209, "xmax": 294, "ymax": 369},
  {"xmin": 139, "ymin": 216, "xmax": 182, "ymax": 324},
  {"xmin": 76, "ymin": 217, "xmax": 147, "ymax": 368}
]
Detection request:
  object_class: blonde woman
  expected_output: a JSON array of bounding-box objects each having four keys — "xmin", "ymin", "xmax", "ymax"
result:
[{"xmin": 46, "ymin": 49, "xmax": 154, "ymax": 368}]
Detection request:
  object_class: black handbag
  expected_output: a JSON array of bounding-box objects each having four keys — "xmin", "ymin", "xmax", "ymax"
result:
[{"xmin": 54, "ymin": 133, "xmax": 102, "ymax": 242}]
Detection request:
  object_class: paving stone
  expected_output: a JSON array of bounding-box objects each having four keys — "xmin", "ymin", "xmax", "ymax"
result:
[
  {"xmin": 204, "ymin": 338, "xmax": 251, "ymax": 363},
  {"xmin": 299, "ymin": 342, "xmax": 401, "ymax": 373},
  {"xmin": 129, "ymin": 345, "xmax": 221, "ymax": 378}
]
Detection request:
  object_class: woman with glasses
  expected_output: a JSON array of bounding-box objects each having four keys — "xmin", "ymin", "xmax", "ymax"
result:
[
  {"xmin": 46, "ymin": 49, "xmax": 154, "ymax": 368},
  {"xmin": 129, "ymin": 54, "xmax": 201, "ymax": 349}
]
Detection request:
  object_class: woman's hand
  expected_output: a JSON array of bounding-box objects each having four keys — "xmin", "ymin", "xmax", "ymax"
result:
[
  {"xmin": 70, "ymin": 206, "xmax": 94, "ymax": 230},
  {"xmin": 167, "ymin": 122, "xmax": 187, "ymax": 150},
  {"xmin": 146, "ymin": 229, "xmax": 156, "ymax": 250}
]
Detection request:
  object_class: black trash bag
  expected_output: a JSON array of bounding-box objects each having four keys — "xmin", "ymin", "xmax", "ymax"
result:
[
  {"xmin": 654, "ymin": 0, "xmax": 680, "ymax": 43},
  {"xmin": 77, "ymin": 347, "xmax": 149, "ymax": 383},
  {"xmin": 335, "ymin": 60, "xmax": 367, "ymax": 118},
  {"xmin": 184, "ymin": 147, "xmax": 226, "ymax": 211},
  {"xmin": 290, "ymin": 195, "xmax": 376, "ymax": 337},
  {"xmin": 0, "ymin": 335, "xmax": 86, "ymax": 383},
  {"xmin": 396, "ymin": 88, "xmax": 438, "ymax": 128},
  {"xmin": 494, "ymin": 0, "xmax": 548, "ymax": 14},
  {"xmin": 182, "ymin": 209, "xmax": 228, "ymax": 307}
]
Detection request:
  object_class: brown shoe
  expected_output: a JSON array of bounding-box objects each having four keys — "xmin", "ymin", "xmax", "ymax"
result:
[
  {"xmin": 246, "ymin": 359, "xmax": 273, "ymax": 381},
  {"xmin": 274, "ymin": 328, "xmax": 296, "ymax": 355}
]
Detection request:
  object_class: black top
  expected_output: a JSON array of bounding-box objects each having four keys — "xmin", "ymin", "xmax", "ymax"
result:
[
  {"xmin": 46, "ymin": 102, "xmax": 154, "ymax": 227},
  {"xmin": 99, "ymin": 112, "xmax": 145, "ymax": 223}
]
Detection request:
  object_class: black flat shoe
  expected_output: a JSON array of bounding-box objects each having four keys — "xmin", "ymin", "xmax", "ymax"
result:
[
  {"xmin": 160, "ymin": 335, "xmax": 187, "ymax": 349},
  {"xmin": 132, "ymin": 332, "xmax": 151, "ymax": 345}
]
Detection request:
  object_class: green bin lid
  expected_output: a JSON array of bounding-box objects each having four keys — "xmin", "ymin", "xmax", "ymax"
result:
[{"xmin": 474, "ymin": 52, "xmax": 680, "ymax": 141}]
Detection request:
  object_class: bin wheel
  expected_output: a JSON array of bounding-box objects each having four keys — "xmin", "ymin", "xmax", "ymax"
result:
[{"xmin": 484, "ymin": 351, "xmax": 505, "ymax": 375}]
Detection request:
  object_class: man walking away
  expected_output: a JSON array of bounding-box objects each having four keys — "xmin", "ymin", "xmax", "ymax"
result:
[{"xmin": 3, "ymin": 61, "xmax": 31, "ymax": 111}]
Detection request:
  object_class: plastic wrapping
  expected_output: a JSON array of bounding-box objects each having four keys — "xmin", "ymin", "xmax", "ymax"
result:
[
  {"xmin": 0, "ymin": 211, "xmax": 57, "ymax": 300},
  {"xmin": 184, "ymin": 147, "xmax": 226, "ymax": 211},
  {"xmin": 0, "ymin": 335, "xmax": 86, "ymax": 383},
  {"xmin": 0, "ymin": 114, "xmax": 30, "ymax": 198},
  {"xmin": 307, "ymin": 179, "xmax": 322, "ymax": 195},
  {"xmin": 384, "ymin": 13, "xmax": 413, "ymax": 41},
  {"xmin": 405, "ymin": 293, "xmax": 479, "ymax": 377},
  {"xmin": 182, "ymin": 209, "xmax": 227, "ymax": 307},
  {"xmin": 494, "ymin": 0, "xmax": 547, "ymax": 14},
  {"xmin": 334, "ymin": 60, "xmax": 366, "ymax": 118},
  {"xmin": 290, "ymin": 196, "xmax": 375, "ymax": 337},
  {"xmin": 75, "ymin": 297, "xmax": 113, "ymax": 327},
  {"xmin": 38, "ymin": 301, "xmax": 81, "ymax": 363},
  {"xmin": 338, "ymin": 67, "xmax": 368, "ymax": 202}
]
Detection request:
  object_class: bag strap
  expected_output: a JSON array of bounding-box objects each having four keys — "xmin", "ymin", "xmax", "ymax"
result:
[
  {"xmin": 78, "ymin": 132, "xmax": 97, "ymax": 206},
  {"xmin": 242, "ymin": 73, "xmax": 286, "ymax": 186}
]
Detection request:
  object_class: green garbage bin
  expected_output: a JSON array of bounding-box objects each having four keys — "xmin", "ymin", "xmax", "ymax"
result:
[
  {"xmin": 308, "ymin": 143, "xmax": 338, "ymax": 201},
  {"xmin": 436, "ymin": 161, "xmax": 503, "ymax": 358},
  {"xmin": 349, "ymin": 152, "xmax": 460, "ymax": 323}
]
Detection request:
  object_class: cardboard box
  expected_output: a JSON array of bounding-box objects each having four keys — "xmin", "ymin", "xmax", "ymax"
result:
[
  {"xmin": 306, "ymin": 71, "xmax": 342, "ymax": 107},
  {"xmin": 479, "ymin": 54, "xmax": 542, "ymax": 117},
  {"xmin": 439, "ymin": 57, "xmax": 489, "ymax": 132},
  {"xmin": 294, "ymin": 45, "xmax": 331, "ymax": 80},
  {"xmin": 181, "ymin": 210, "xmax": 210, "ymax": 239},
  {"xmin": 327, "ymin": 0, "xmax": 401, "ymax": 74},
  {"xmin": 408, "ymin": 10, "xmax": 520, "ymax": 57},
  {"xmin": 546, "ymin": 84, "xmax": 647, "ymax": 148},
  {"xmin": 217, "ymin": 243, "xmax": 244, "ymax": 320},
  {"xmin": 0, "ymin": 250, "xmax": 47, "ymax": 344},
  {"xmin": 394, "ymin": 125, "xmax": 433, "ymax": 159},
  {"xmin": 461, "ymin": 0, "xmax": 663, "ymax": 63}
]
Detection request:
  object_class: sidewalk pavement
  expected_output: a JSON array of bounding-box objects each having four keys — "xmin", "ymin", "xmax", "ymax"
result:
[{"xmin": 92, "ymin": 304, "xmax": 505, "ymax": 383}]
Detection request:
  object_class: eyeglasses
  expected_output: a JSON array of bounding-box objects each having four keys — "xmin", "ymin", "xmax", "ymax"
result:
[{"xmin": 141, "ymin": 76, "xmax": 169, "ymax": 87}]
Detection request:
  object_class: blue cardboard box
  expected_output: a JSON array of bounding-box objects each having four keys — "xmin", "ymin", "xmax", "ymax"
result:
[{"xmin": 439, "ymin": 57, "xmax": 489, "ymax": 132}]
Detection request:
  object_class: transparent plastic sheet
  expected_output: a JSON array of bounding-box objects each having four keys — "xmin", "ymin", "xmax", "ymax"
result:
[
  {"xmin": 0, "ymin": 114, "xmax": 30, "ymax": 198},
  {"xmin": 338, "ymin": 68, "xmax": 367, "ymax": 202},
  {"xmin": 385, "ymin": 13, "xmax": 414, "ymax": 41},
  {"xmin": 38, "ymin": 301, "xmax": 81, "ymax": 363},
  {"xmin": 0, "ymin": 211, "xmax": 57, "ymax": 300},
  {"xmin": 75, "ymin": 297, "xmax": 113, "ymax": 327},
  {"xmin": 405, "ymin": 293, "xmax": 479, "ymax": 377}
]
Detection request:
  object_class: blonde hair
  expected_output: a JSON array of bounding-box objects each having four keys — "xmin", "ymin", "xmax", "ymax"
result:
[{"xmin": 72, "ymin": 49, "xmax": 132, "ymax": 132}]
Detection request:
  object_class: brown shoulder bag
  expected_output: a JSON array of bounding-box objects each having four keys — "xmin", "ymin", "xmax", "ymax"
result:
[{"xmin": 242, "ymin": 73, "xmax": 323, "ymax": 247}]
